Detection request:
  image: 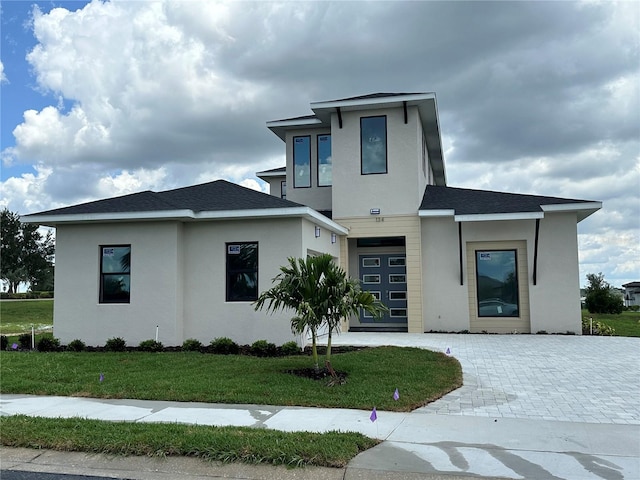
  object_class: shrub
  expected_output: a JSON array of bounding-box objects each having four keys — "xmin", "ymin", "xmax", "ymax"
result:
[
  {"xmin": 18, "ymin": 333, "xmax": 32, "ymax": 350},
  {"xmin": 104, "ymin": 337, "xmax": 127, "ymax": 352},
  {"xmin": 209, "ymin": 337, "xmax": 239, "ymax": 355},
  {"xmin": 0, "ymin": 335, "xmax": 7, "ymax": 351},
  {"xmin": 250, "ymin": 339, "xmax": 277, "ymax": 357},
  {"xmin": 584, "ymin": 273, "xmax": 623, "ymax": 314},
  {"xmin": 37, "ymin": 337, "xmax": 60, "ymax": 352},
  {"xmin": 138, "ymin": 339, "xmax": 164, "ymax": 352},
  {"xmin": 182, "ymin": 338, "xmax": 203, "ymax": 352},
  {"xmin": 582, "ymin": 317, "xmax": 615, "ymax": 336},
  {"xmin": 66, "ymin": 339, "xmax": 86, "ymax": 352},
  {"xmin": 280, "ymin": 341, "xmax": 301, "ymax": 356}
]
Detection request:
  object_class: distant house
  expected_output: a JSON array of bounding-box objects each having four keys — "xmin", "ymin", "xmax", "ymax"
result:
[
  {"xmin": 22, "ymin": 92, "xmax": 601, "ymax": 346},
  {"xmin": 622, "ymin": 282, "xmax": 640, "ymax": 307}
]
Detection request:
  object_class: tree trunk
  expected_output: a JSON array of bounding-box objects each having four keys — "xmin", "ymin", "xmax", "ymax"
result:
[{"xmin": 310, "ymin": 327, "xmax": 319, "ymax": 373}]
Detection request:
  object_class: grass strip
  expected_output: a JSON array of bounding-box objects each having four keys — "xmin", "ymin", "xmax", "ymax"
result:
[
  {"xmin": 0, "ymin": 347, "xmax": 462, "ymax": 411},
  {"xmin": 0, "ymin": 415, "xmax": 378, "ymax": 467}
]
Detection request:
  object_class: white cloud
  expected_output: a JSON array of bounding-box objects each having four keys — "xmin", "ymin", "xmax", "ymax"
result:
[
  {"xmin": 1, "ymin": 0, "xmax": 638, "ymax": 288},
  {"xmin": 0, "ymin": 60, "xmax": 7, "ymax": 84}
]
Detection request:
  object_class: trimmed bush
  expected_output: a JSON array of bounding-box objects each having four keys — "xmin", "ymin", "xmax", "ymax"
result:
[
  {"xmin": 104, "ymin": 337, "xmax": 127, "ymax": 352},
  {"xmin": 209, "ymin": 337, "xmax": 239, "ymax": 355},
  {"xmin": 250, "ymin": 339, "xmax": 277, "ymax": 357},
  {"xmin": 280, "ymin": 341, "xmax": 301, "ymax": 356},
  {"xmin": 582, "ymin": 317, "xmax": 615, "ymax": 336},
  {"xmin": 67, "ymin": 339, "xmax": 86, "ymax": 352},
  {"xmin": 182, "ymin": 338, "xmax": 203, "ymax": 352},
  {"xmin": 138, "ymin": 339, "xmax": 164, "ymax": 352},
  {"xmin": 0, "ymin": 335, "xmax": 7, "ymax": 351},
  {"xmin": 37, "ymin": 337, "xmax": 60, "ymax": 352},
  {"xmin": 18, "ymin": 333, "xmax": 32, "ymax": 350}
]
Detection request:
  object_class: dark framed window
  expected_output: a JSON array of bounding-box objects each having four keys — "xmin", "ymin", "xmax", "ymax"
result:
[
  {"xmin": 281, "ymin": 181, "xmax": 287, "ymax": 199},
  {"xmin": 100, "ymin": 245, "xmax": 131, "ymax": 303},
  {"xmin": 361, "ymin": 116, "xmax": 387, "ymax": 174},
  {"xmin": 317, "ymin": 134, "xmax": 332, "ymax": 186},
  {"xmin": 293, "ymin": 136, "xmax": 311, "ymax": 188},
  {"xmin": 475, "ymin": 250, "xmax": 519, "ymax": 317},
  {"xmin": 226, "ymin": 243, "xmax": 258, "ymax": 301}
]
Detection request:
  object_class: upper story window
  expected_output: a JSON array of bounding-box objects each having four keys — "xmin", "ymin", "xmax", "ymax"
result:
[
  {"xmin": 317, "ymin": 134, "xmax": 332, "ymax": 186},
  {"xmin": 293, "ymin": 136, "xmax": 311, "ymax": 188},
  {"xmin": 361, "ymin": 116, "xmax": 387, "ymax": 175},
  {"xmin": 100, "ymin": 245, "xmax": 131, "ymax": 303},
  {"xmin": 280, "ymin": 181, "xmax": 287, "ymax": 199},
  {"xmin": 226, "ymin": 242, "xmax": 258, "ymax": 302}
]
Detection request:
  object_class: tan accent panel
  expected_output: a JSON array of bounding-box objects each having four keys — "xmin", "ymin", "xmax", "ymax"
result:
[
  {"xmin": 466, "ymin": 240, "xmax": 530, "ymax": 334},
  {"xmin": 336, "ymin": 215, "xmax": 423, "ymax": 333}
]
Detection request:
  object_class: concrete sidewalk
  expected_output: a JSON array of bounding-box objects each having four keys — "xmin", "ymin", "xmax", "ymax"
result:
[{"xmin": 2, "ymin": 333, "xmax": 639, "ymax": 479}]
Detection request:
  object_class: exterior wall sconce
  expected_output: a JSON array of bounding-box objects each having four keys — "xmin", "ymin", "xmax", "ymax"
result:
[
  {"xmin": 370, "ymin": 208, "xmax": 381, "ymax": 215},
  {"xmin": 331, "ymin": 233, "xmax": 337, "ymax": 244},
  {"xmin": 315, "ymin": 226, "xmax": 321, "ymax": 238}
]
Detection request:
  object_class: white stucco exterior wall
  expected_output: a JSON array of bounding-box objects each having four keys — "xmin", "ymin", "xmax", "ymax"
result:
[
  {"xmin": 421, "ymin": 214, "xmax": 582, "ymax": 334},
  {"xmin": 53, "ymin": 222, "xmax": 184, "ymax": 346},
  {"xmin": 528, "ymin": 212, "xmax": 582, "ymax": 333},
  {"xmin": 331, "ymin": 106, "xmax": 426, "ymax": 218}
]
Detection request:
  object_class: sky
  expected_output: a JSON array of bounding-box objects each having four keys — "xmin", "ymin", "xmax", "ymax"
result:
[{"xmin": 1, "ymin": 0, "xmax": 638, "ymax": 288}]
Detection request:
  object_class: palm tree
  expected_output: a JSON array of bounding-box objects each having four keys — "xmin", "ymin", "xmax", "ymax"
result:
[{"xmin": 254, "ymin": 254, "xmax": 386, "ymax": 372}]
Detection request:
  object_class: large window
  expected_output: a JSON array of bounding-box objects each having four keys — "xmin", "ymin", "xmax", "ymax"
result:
[
  {"xmin": 100, "ymin": 245, "xmax": 131, "ymax": 303},
  {"xmin": 360, "ymin": 116, "xmax": 387, "ymax": 174},
  {"xmin": 226, "ymin": 243, "xmax": 258, "ymax": 302},
  {"xmin": 475, "ymin": 250, "xmax": 519, "ymax": 317},
  {"xmin": 317, "ymin": 134, "xmax": 332, "ymax": 186},
  {"xmin": 293, "ymin": 136, "xmax": 311, "ymax": 188}
]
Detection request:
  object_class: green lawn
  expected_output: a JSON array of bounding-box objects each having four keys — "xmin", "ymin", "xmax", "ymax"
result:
[
  {"xmin": 0, "ymin": 300, "xmax": 53, "ymax": 335},
  {"xmin": 0, "ymin": 347, "xmax": 461, "ymax": 411},
  {"xmin": 0, "ymin": 416, "xmax": 377, "ymax": 467},
  {"xmin": 582, "ymin": 309, "xmax": 640, "ymax": 337},
  {"xmin": 0, "ymin": 346, "xmax": 459, "ymax": 467}
]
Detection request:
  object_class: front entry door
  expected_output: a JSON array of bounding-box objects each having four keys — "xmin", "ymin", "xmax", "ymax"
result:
[{"xmin": 359, "ymin": 254, "xmax": 407, "ymax": 325}]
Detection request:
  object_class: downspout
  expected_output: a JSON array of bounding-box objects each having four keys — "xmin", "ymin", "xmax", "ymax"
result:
[
  {"xmin": 533, "ymin": 218, "xmax": 540, "ymax": 285},
  {"xmin": 458, "ymin": 222, "xmax": 464, "ymax": 286}
]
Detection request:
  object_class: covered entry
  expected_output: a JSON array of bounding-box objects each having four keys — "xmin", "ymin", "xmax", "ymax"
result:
[{"xmin": 348, "ymin": 237, "xmax": 408, "ymax": 332}]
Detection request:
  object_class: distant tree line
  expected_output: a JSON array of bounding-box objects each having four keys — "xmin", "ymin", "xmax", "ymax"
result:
[{"xmin": 1, "ymin": 208, "xmax": 54, "ymax": 294}]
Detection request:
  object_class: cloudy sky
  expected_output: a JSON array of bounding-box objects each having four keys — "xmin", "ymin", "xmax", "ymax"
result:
[{"xmin": 1, "ymin": 0, "xmax": 638, "ymax": 288}]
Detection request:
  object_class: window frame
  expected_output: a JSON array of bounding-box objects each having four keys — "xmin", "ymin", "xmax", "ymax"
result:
[
  {"xmin": 317, "ymin": 133, "xmax": 332, "ymax": 187},
  {"xmin": 226, "ymin": 242, "xmax": 259, "ymax": 302},
  {"xmin": 360, "ymin": 115, "xmax": 388, "ymax": 175},
  {"xmin": 99, "ymin": 245, "xmax": 131, "ymax": 304},
  {"xmin": 293, "ymin": 135, "xmax": 311, "ymax": 188},
  {"xmin": 475, "ymin": 249, "xmax": 520, "ymax": 318}
]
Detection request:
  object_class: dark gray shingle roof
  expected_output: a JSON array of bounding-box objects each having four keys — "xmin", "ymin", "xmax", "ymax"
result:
[
  {"xmin": 420, "ymin": 185, "xmax": 596, "ymax": 215},
  {"xmin": 29, "ymin": 180, "xmax": 303, "ymax": 217}
]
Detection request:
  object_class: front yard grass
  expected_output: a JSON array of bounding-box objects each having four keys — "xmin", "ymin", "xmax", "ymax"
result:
[
  {"xmin": 0, "ymin": 346, "xmax": 459, "ymax": 468},
  {"xmin": 0, "ymin": 347, "xmax": 461, "ymax": 411}
]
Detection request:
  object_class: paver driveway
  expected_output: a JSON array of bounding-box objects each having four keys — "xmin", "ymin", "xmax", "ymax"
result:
[{"xmin": 329, "ymin": 333, "xmax": 640, "ymax": 424}]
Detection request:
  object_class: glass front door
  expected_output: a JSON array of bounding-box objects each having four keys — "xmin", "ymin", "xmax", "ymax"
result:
[{"xmin": 359, "ymin": 254, "xmax": 407, "ymax": 324}]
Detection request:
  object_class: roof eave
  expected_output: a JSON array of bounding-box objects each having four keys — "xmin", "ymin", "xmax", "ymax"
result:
[
  {"xmin": 541, "ymin": 202, "xmax": 602, "ymax": 222},
  {"xmin": 266, "ymin": 117, "xmax": 326, "ymax": 141},
  {"xmin": 21, "ymin": 207, "xmax": 349, "ymax": 235}
]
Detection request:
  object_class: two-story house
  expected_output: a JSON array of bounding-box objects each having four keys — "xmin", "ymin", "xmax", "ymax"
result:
[{"xmin": 23, "ymin": 92, "xmax": 601, "ymax": 346}]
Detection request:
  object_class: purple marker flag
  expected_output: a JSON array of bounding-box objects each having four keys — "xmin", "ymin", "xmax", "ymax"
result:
[
  {"xmin": 445, "ymin": 347, "xmax": 451, "ymax": 356},
  {"xmin": 99, "ymin": 373, "xmax": 104, "ymax": 382},
  {"xmin": 393, "ymin": 388, "xmax": 400, "ymax": 401},
  {"xmin": 370, "ymin": 407, "xmax": 377, "ymax": 422},
  {"xmin": 11, "ymin": 343, "xmax": 18, "ymax": 350}
]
